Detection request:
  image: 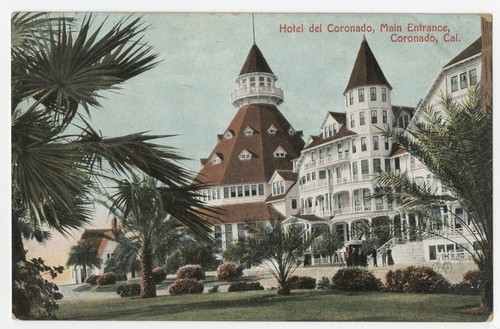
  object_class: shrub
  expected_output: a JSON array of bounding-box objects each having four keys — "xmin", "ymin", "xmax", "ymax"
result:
[
  {"xmin": 227, "ymin": 281, "xmax": 264, "ymax": 292},
  {"xmin": 116, "ymin": 284, "xmax": 141, "ymax": 297},
  {"xmin": 452, "ymin": 269, "xmax": 481, "ymax": 295},
  {"xmin": 316, "ymin": 277, "xmax": 332, "ymax": 290},
  {"xmin": 331, "ymin": 268, "xmax": 382, "ymax": 292},
  {"xmin": 85, "ymin": 274, "xmax": 100, "ymax": 286},
  {"xmin": 287, "ymin": 276, "xmax": 316, "ymax": 290},
  {"xmin": 216, "ymin": 262, "xmax": 243, "ymax": 280},
  {"xmin": 208, "ymin": 285, "xmax": 219, "ymax": 294},
  {"xmin": 176, "ymin": 265, "xmax": 205, "ymax": 280},
  {"xmin": 385, "ymin": 266, "xmax": 450, "ymax": 294},
  {"xmin": 152, "ymin": 267, "xmax": 167, "ymax": 284},
  {"xmin": 96, "ymin": 272, "xmax": 116, "ymax": 286},
  {"xmin": 169, "ymin": 279, "xmax": 204, "ymax": 296}
]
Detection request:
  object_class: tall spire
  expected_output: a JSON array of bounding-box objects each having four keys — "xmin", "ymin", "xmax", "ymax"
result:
[
  {"xmin": 239, "ymin": 44, "xmax": 274, "ymax": 75},
  {"xmin": 252, "ymin": 13, "xmax": 256, "ymax": 44},
  {"xmin": 344, "ymin": 38, "xmax": 392, "ymax": 94}
]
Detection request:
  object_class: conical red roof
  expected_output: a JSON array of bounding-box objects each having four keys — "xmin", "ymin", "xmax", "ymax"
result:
[
  {"xmin": 344, "ymin": 38, "xmax": 392, "ymax": 93},
  {"xmin": 195, "ymin": 104, "xmax": 304, "ymax": 185},
  {"xmin": 239, "ymin": 44, "xmax": 274, "ymax": 75}
]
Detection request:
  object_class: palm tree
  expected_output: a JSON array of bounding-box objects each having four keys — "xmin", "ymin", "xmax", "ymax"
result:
[
  {"xmin": 104, "ymin": 240, "xmax": 141, "ymax": 279},
  {"xmin": 104, "ymin": 175, "xmax": 215, "ymax": 298},
  {"xmin": 66, "ymin": 243, "xmax": 102, "ymax": 282},
  {"xmin": 223, "ymin": 220, "xmax": 314, "ymax": 296},
  {"xmin": 374, "ymin": 87, "xmax": 492, "ymax": 311},
  {"xmin": 11, "ymin": 13, "xmax": 212, "ymax": 317}
]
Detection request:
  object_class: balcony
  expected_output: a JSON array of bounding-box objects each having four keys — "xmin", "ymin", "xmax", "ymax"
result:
[{"xmin": 231, "ymin": 86, "xmax": 284, "ymax": 106}]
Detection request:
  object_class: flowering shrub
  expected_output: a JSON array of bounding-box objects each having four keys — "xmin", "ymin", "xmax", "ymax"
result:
[
  {"xmin": 116, "ymin": 284, "xmax": 141, "ymax": 297},
  {"xmin": 216, "ymin": 262, "xmax": 243, "ymax": 280},
  {"xmin": 316, "ymin": 277, "xmax": 332, "ymax": 290},
  {"xmin": 169, "ymin": 278, "xmax": 204, "ymax": 295},
  {"xmin": 331, "ymin": 268, "xmax": 382, "ymax": 292},
  {"xmin": 152, "ymin": 267, "xmax": 167, "ymax": 284},
  {"xmin": 176, "ymin": 265, "xmax": 205, "ymax": 280},
  {"xmin": 85, "ymin": 274, "xmax": 100, "ymax": 286},
  {"xmin": 452, "ymin": 269, "xmax": 481, "ymax": 295},
  {"xmin": 385, "ymin": 266, "xmax": 450, "ymax": 293},
  {"xmin": 227, "ymin": 281, "xmax": 264, "ymax": 292},
  {"xmin": 96, "ymin": 272, "xmax": 116, "ymax": 286},
  {"xmin": 287, "ymin": 276, "xmax": 316, "ymax": 290}
]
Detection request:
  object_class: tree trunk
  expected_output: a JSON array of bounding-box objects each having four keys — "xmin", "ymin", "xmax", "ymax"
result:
[
  {"xmin": 82, "ymin": 265, "xmax": 87, "ymax": 283},
  {"xmin": 478, "ymin": 262, "xmax": 493, "ymax": 312},
  {"xmin": 277, "ymin": 279, "xmax": 290, "ymax": 296},
  {"xmin": 12, "ymin": 219, "xmax": 29, "ymax": 318},
  {"xmin": 140, "ymin": 247, "xmax": 156, "ymax": 298}
]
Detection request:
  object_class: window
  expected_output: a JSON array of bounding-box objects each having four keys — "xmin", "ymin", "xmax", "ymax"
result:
[
  {"xmin": 239, "ymin": 150, "xmax": 252, "ymax": 160},
  {"xmin": 363, "ymin": 189, "xmax": 371, "ymax": 206},
  {"xmin": 361, "ymin": 137, "xmax": 367, "ymax": 151},
  {"xmin": 460, "ymin": 72, "xmax": 467, "ymax": 89},
  {"xmin": 224, "ymin": 187, "xmax": 229, "ymax": 198},
  {"xmin": 373, "ymin": 158, "xmax": 381, "ymax": 172},
  {"xmin": 237, "ymin": 186, "xmax": 243, "ymax": 197},
  {"xmin": 215, "ymin": 226, "xmax": 222, "ymax": 248},
  {"xmin": 244, "ymin": 127, "xmax": 254, "ymax": 136},
  {"xmin": 469, "ymin": 68, "xmax": 477, "ymax": 85},
  {"xmin": 258, "ymin": 184, "xmax": 264, "ymax": 195},
  {"xmin": 370, "ymin": 87, "xmax": 377, "ymax": 101},
  {"xmin": 225, "ymin": 224, "xmax": 233, "ymax": 247},
  {"xmin": 371, "ymin": 110, "xmax": 378, "ymax": 124},
  {"xmin": 382, "ymin": 110, "xmax": 387, "ymax": 124},
  {"xmin": 361, "ymin": 159, "xmax": 369, "ymax": 175},
  {"xmin": 311, "ymin": 151, "xmax": 316, "ymax": 161},
  {"xmin": 385, "ymin": 158, "xmax": 391, "ymax": 171},
  {"xmin": 230, "ymin": 186, "xmax": 236, "ymax": 198},
  {"xmin": 349, "ymin": 91, "xmax": 354, "ymax": 105},
  {"xmin": 382, "ymin": 87, "xmax": 387, "ymax": 101},
  {"xmin": 352, "ymin": 161, "xmax": 358, "ymax": 176},
  {"xmin": 395, "ymin": 157, "xmax": 400, "ymax": 171},
  {"xmin": 384, "ymin": 138, "xmax": 389, "ymax": 150},
  {"xmin": 267, "ymin": 77, "xmax": 272, "ymax": 85},
  {"xmin": 373, "ymin": 136, "xmax": 379, "ymax": 150},
  {"xmin": 336, "ymin": 167, "xmax": 341, "ymax": 179},
  {"xmin": 251, "ymin": 184, "xmax": 257, "ymax": 196},
  {"xmin": 259, "ymin": 76, "xmax": 265, "ymax": 86},
  {"xmin": 352, "ymin": 139, "xmax": 357, "ymax": 153},
  {"xmin": 211, "ymin": 155, "xmax": 221, "ymax": 165},
  {"xmin": 224, "ymin": 130, "xmax": 233, "ymax": 139},
  {"xmin": 350, "ymin": 114, "xmax": 355, "ymax": 128},
  {"xmin": 274, "ymin": 146, "xmax": 287, "ymax": 158},
  {"xmin": 358, "ymin": 88, "xmax": 365, "ymax": 102},
  {"xmin": 249, "ymin": 77, "xmax": 255, "ymax": 87},
  {"xmin": 337, "ymin": 142, "xmax": 342, "ymax": 153},
  {"xmin": 319, "ymin": 170, "xmax": 327, "ymax": 179},
  {"xmin": 326, "ymin": 146, "xmax": 332, "ymax": 156},
  {"xmin": 451, "ymin": 75, "xmax": 458, "ymax": 92},
  {"xmin": 237, "ymin": 223, "xmax": 245, "ymax": 239},
  {"xmin": 244, "ymin": 185, "xmax": 250, "ymax": 196},
  {"xmin": 359, "ymin": 111, "xmax": 366, "ymax": 125},
  {"xmin": 289, "ymin": 127, "xmax": 295, "ymax": 135},
  {"xmin": 312, "ymin": 172, "xmax": 316, "ymax": 180},
  {"xmin": 291, "ymin": 199, "xmax": 297, "ymax": 209},
  {"xmin": 354, "ymin": 190, "xmax": 360, "ymax": 206},
  {"xmin": 267, "ymin": 125, "xmax": 277, "ymax": 134}
]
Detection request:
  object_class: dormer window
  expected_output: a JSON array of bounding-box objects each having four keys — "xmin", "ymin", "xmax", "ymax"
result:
[
  {"xmin": 288, "ymin": 127, "xmax": 295, "ymax": 135},
  {"xmin": 239, "ymin": 149, "xmax": 252, "ymax": 161},
  {"xmin": 211, "ymin": 154, "xmax": 222, "ymax": 165},
  {"xmin": 244, "ymin": 127, "xmax": 254, "ymax": 136},
  {"xmin": 267, "ymin": 125, "xmax": 278, "ymax": 134},
  {"xmin": 274, "ymin": 146, "xmax": 287, "ymax": 158},
  {"xmin": 224, "ymin": 130, "xmax": 233, "ymax": 139}
]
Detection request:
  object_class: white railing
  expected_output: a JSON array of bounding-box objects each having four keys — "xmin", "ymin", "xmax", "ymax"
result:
[
  {"xmin": 231, "ymin": 86, "xmax": 284, "ymax": 102},
  {"xmin": 352, "ymin": 175, "xmax": 358, "ymax": 182},
  {"xmin": 333, "ymin": 207, "xmax": 352, "ymax": 216},
  {"xmin": 436, "ymin": 228, "xmax": 464, "ymax": 238}
]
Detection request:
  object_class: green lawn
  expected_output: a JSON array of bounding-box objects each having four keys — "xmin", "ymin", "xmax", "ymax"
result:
[{"xmin": 56, "ymin": 290, "xmax": 488, "ymax": 321}]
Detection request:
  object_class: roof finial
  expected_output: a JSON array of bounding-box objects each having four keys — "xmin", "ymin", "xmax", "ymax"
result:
[
  {"xmin": 363, "ymin": 34, "xmax": 366, "ymax": 41},
  {"xmin": 252, "ymin": 13, "xmax": 256, "ymax": 44}
]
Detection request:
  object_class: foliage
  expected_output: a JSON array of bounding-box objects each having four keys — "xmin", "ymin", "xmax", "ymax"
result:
[
  {"xmin": 169, "ymin": 279, "xmax": 204, "ymax": 296},
  {"xmin": 316, "ymin": 277, "xmax": 332, "ymax": 290},
  {"xmin": 385, "ymin": 266, "xmax": 450, "ymax": 294},
  {"xmin": 223, "ymin": 219, "xmax": 315, "ymax": 295},
  {"xmin": 374, "ymin": 87, "xmax": 492, "ymax": 309},
  {"xmin": 331, "ymin": 268, "xmax": 382, "ymax": 292},
  {"xmin": 287, "ymin": 276, "xmax": 316, "ymax": 290},
  {"xmin": 96, "ymin": 272, "xmax": 117, "ymax": 286},
  {"xmin": 116, "ymin": 284, "xmax": 141, "ymax": 298},
  {"xmin": 166, "ymin": 239, "xmax": 219, "ymax": 274},
  {"xmin": 66, "ymin": 243, "xmax": 102, "ymax": 282},
  {"xmin": 176, "ymin": 265, "xmax": 205, "ymax": 281},
  {"xmin": 85, "ymin": 274, "xmax": 100, "ymax": 286},
  {"xmin": 152, "ymin": 267, "xmax": 167, "ymax": 284},
  {"xmin": 104, "ymin": 241, "xmax": 141, "ymax": 278},
  {"xmin": 311, "ymin": 226, "xmax": 344, "ymax": 256},
  {"xmin": 227, "ymin": 282, "xmax": 264, "ymax": 292},
  {"xmin": 208, "ymin": 285, "xmax": 219, "ymax": 294},
  {"xmin": 13, "ymin": 258, "xmax": 64, "ymax": 320},
  {"xmin": 451, "ymin": 269, "xmax": 481, "ymax": 295},
  {"xmin": 216, "ymin": 262, "xmax": 243, "ymax": 280}
]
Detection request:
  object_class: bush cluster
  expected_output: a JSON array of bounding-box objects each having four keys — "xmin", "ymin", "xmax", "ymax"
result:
[
  {"xmin": 96, "ymin": 272, "xmax": 116, "ymax": 286},
  {"xmin": 85, "ymin": 274, "xmax": 100, "ymax": 286},
  {"xmin": 116, "ymin": 284, "xmax": 141, "ymax": 297},
  {"xmin": 227, "ymin": 281, "xmax": 264, "ymax": 292},
  {"xmin": 169, "ymin": 278, "xmax": 204, "ymax": 295},
  {"xmin": 452, "ymin": 269, "xmax": 481, "ymax": 295},
  {"xmin": 331, "ymin": 268, "xmax": 382, "ymax": 292},
  {"xmin": 316, "ymin": 277, "xmax": 332, "ymax": 290},
  {"xmin": 287, "ymin": 276, "xmax": 316, "ymax": 290},
  {"xmin": 176, "ymin": 265, "xmax": 205, "ymax": 281},
  {"xmin": 152, "ymin": 267, "xmax": 167, "ymax": 284},
  {"xmin": 385, "ymin": 266, "xmax": 450, "ymax": 293},
  {"xmin": 216, "ymin": 262, "xmax": 243, "ymax": 280}
]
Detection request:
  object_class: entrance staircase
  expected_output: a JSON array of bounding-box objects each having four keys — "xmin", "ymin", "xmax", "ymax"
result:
[{"xmin": 374, "ymin": 238, "xmax": 426, "ymax": 265}]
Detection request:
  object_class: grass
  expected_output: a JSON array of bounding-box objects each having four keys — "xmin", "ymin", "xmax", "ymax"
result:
[{"xmin": 56, "ymin": 289, "xmax": 489, "ymax": 321}]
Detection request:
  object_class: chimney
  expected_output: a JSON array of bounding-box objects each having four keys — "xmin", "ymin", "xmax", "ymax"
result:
[{"xmin": 110, "ymin": 215, "xmax": 118, "ymax": 235}]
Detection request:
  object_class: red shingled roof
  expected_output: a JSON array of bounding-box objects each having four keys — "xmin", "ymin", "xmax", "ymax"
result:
[
  {"xmin": 344, "ymin": 37, "xmax": 392, "ymax": 93},
  {"xmin": 195, "ymin": 104, "xmax": 305, "ymax": 185},
  {"xmin": 275, "ymin": 170, "xmax": 298, "ymax": 182},
  {"xmin": 239, "ymin": 44, "xmax": 274, "ymax": 75},
  {"xmin": 200, "ymin": 202, "xmax": 284, "ymax": 224},
  {"xmin": 305, "ymin": 125, "xmax": 357, "ymax": 150},
  {"xmin": 78, "ymin": 228, "xmax": 116, "ymax": 259},
  {"xmin": 329, "ymin": 112, "xmax": 346, "ymax": 125},
  {"xmin": 444, "ymin": 37, "xmax": 482, "ymax": 68}
]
